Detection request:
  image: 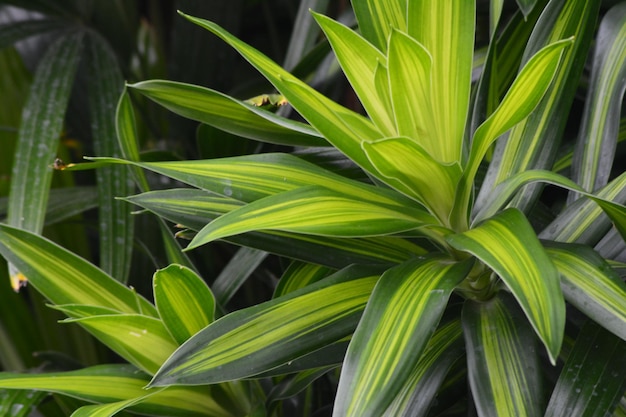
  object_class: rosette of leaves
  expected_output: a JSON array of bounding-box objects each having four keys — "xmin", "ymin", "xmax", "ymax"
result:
[{"xmin": 0, "ymin": 0, "xmax": 625, "ymax": 416}]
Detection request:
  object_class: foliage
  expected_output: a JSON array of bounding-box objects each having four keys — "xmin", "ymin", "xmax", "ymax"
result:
[{"xmin": 0, "ymin": 0, "xmax": 625, "ymax": 416}]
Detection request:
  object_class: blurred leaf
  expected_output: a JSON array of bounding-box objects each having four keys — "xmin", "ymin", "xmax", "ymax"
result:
[
  {"xmin": 463, "ymin": 292, "xmax": 543, "ymax": 417},
  {"xmin": 544, "ymin": 321, "xmax": 626, "ymax": 417},
  {"xmin": 86, "ymin": 32, "xmax": 133, "ymax": 283},
  {"xmin": 569, "ymin": 3, "xmax": 626, "ymax": 198},
  {"xmin": 150, "ymin": 265, "xmax": 384, "ymax": 386},
  {"xmin": 0, "ymin": 388, "xmax": 46, "ymax": 417},
  {"xmin": 211, "ymin": 247, "xmax": 268, "ymax": 307},
  {"xmin": 0, "ymin": 364, "xmax": 232, "ymax": 417},
  {"xmin": 283, "ymin": 0, "xmax": 329, "ymax": 71},
  {"xmin": 187, "ymin": 185, "xmax": 435, "ymax": 250},
  {"xmin": 0, "ymin": 18, "xmax": 68, "ymax": 49},
  {"xmin": 333, "ymin": 257, "xmax": 470, "ymax": 417},
  {"xmin": 153, "ymin": 264, "xmax": 215, "ymax": 345},
  {"xmin": 0, "ymin": 224, "xmax": 157, "ymax": 316},
  {"xmin": 546, "ymin": 242, "xmax": 626, "ymax": 341},
  {"xmin": 447, "ymin": 208, "xmax": 565, "ymax": 363},
  {"xmin": 129, "ymin": 80, "xmax": 326, "ymax": 147}
]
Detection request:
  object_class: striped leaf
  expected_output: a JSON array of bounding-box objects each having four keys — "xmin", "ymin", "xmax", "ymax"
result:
[
  {"xmin": 0, "ymin": 224, "xmax": 157, "ymax": 316},
  {"xmin": 186, "ymin": 185, "xmax": 434, "ymax": 250},
  {"xmin": 407, "ymin": 0, "xmax": 475, "ymax": 164},
  {"xmin": 463, "ymin": 292, "xmax": 543, "ymax": 417},
  {"xmin": 545, "ymin": 242, "xmax": 626, "ymax": 341},
  {"xmin": 129, "ymin": 80, "xmax": 325, "ymax": 147},
  {"xmin": 447, "ymin": 208, "xmax": 565, "ymax": 363},
  {"xmin": 153, "ymin": 264, "xmax": 216, "ymax": 345},
  {"xmin": 569, "ymin": 3, "xmax": 626, "ymax": 199},
  {"xmin": 362, "ymin": 137, "xmax": 462, "ymax": 223},
  {"xmin": 274, "ymin": 261, "xmax": 335, "ymax": 298},
  {"xmin": 123, "ymin": 189, "xmax": 427, "ymax": 268},
  {"xmin": 544, "ymin": 321, "xmax": 626, "ymax": 417},
  {"xmin": 382, "ymin": 318, "xmax": 465, "ymax": 416},
  {"xmin": 150, "ymin": 265, "xmax": 384, "ymax": 386},
  {"xmin": 0, "ymin": 365, "xmax": 233, "ymax": 417},
  {"xmin": 333, "ymin": 256, "xmax": 471, "ymax": 417},
  {"xmin": 86, "ymin": 32, "xmax": 133, "ymax": 284},
  {"xmin": 352, "ymin": 0, "xmax": 406, "ymax": 52},
  {"xmin": 179, "ymin": 12, "xmax": 384, "ymax": 175},
  {"xmin": 62, "ymin": 314, "xmax": 177, "ymax": 375},
  {"xmin": 6, "ymin": 31, "xmax": 83, "ymax": 290}
]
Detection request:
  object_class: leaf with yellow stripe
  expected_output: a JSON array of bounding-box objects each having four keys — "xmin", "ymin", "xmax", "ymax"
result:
[
  {"xmin": 447, "ymin": 208, "xmax": 565, "ymax": 363},
  {"xmin": 463, "ymin": 292, "xmax": 543, "ymax": 417},
  {"xmin": 545, "ymin": 242, "xmax": 626, "ymax": 341},
  {"xmin": 352, "ymin": 0, "xmax": 407, "ymax": 52},
  {"xmin": 0, "ymin": 224, "xmax": 157, "ymax": 317},
  {"xmin": 333, "ymin": 256, "xmax": 471, "ymax": 417},
  {"xmin": 153, "ymin": 264, "xmax": 216, "ymax": 345},
  {"xmin": 150, "ymin": 265, "xmax": 384, "ymax": 386},
  {"xmin": 186, "ymin": 185, "xmax": 435, "ymax": 250},
  {"xmin": 0, "ymin": 364, "xmax": 233, "ymax": 417}
]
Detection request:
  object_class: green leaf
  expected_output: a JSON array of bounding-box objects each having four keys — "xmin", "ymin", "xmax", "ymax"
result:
[
  {"xmin": 333, "ymin": 256, "xmax": 471, "ymax": 417},
  {"xmin": 150, "ymin": 265, "xmax": 383, "ymax": 386},
  {"xmin": 407, "ymin": 0, "xmax": 475, "ymax": 164},
  {"xmin": 154, "ymin": 264, "xmax": 216, "ymax": 345},
  {"xmin": 178, "ymin": 12, "xmax": 383, "ymax": 175},
  {"xmin": 123, "ymin": 189, "xmax": 427, "ymax": 268},
  {"xmin": 0, "ymin": 365, "xmax": 233, "ymax": 417},
  {"xmin": 545, "ymin": 242, "xmax": 626, "ymax": 341},
  {"xmin": 129, "ymin": 80, "xmax": 326, "ymax": 147},
  {"xmin": 447, "ymin": 208, "xmax": 565, "ymax": 363},
  {"xmin": 6, "ymin": 31, "xmax": 83, "ymax": 291},
  {"xmin": 352, "ymin": 0, "xmax": 406, "ymax": 52},
  {"xmin": 0, "ymin": 18, "xmax": 68, "ymax": 49},
  {"xmin": 544, "ymin": 321, "xmax": 626, "ymax": 417},
  {"xmin": 86, "ymin": 32, "xmax": 134, "ymax": 284},
  {"xmin": 382, "ymin": 318, "xmax": 465, "ymax": 416},
  {"xmin": 312, "ymin": 12, "xmax": 394, "ymax": 136},
  {"xmin": 274, "ymin": 261, "xmax": 335, "ymax": 298},
  {"xmin": 463, "ymin": 292, "xmax": 543, "ymax": 417},
  {"xmin": 362, "ymin": 137, "xmax": 462, "ymax": 224},
  {"xmin": 186, "ymin": 185, "xmax": 434, "ymax": 250},
  {"xmin": 569, "ymin": 3, "xmax": 626, "ymax": 197},
  {"xmin": 0, "ymin": 389, "xmax": 46, "ymax": 417},
  {"xmin": 211, "ymin": 247, "xmax": 268, "ymax": 307},
  {"xmin": 0, "ymin": 224, "xmax": 157, "ymax": 316},
  {"xmin": 61, "ymin": 314, "xmax": 176, "ymax": 375}
]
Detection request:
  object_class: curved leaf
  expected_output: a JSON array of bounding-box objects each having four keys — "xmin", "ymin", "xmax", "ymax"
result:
[
  {"xmin": 150, "ymin": 265, "xmax": 384, "ymax": 386},
  {"xmin": 153, "ymin": 264, "xmax": 216, "ymax": 345},
  {"xmin": 447, "ymin": 208, "xmax": 565, "ymax": 363},
  {"xmin": 463, "ymin": 292, "xmax": 543, "ymax": 417},
  {"xmin": 187, "ymin": 185, "xmax": 434, "ymax": 250},
  {"xmin": 352, "ymin": 0, "xmax": 406, "ymax": 52},
  {"xmin": 333, "ymin": 256, "xmax": 471, "ymax": 417}
]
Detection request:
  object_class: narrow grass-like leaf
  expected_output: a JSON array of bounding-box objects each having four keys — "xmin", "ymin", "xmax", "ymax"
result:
[
  {"xmin": 40, "ymin": 186, "xmax": 98, "ymax": 226},
  {"xmin": 447, "ymin": 208, "xmax": 565, "ymax": 363},
  {"xmin": 129, "ymin": 80, "xmax": 325, "ymax": 147},
  {"xmin": 154, "ymin": 264, "xmax": 215, "ymax": 345},
  {"xmin": 545, "ymin": 242, "xmax": 626, "ymax": 341},
  {"xmin": 386, "ymin": 30, "xmax": 435, "ymax": 154},
  {"xmin": 6, "ymin": 31, "xmax": 83, "ymax": 290},
  {"xmin": 115, "ymin": 89, "xmax": 150, "ymax": 192},
  {"xmin": 0, "ymin": 389, "xmax": 45, "ymax": 417},
  {"xmin": 382, "ymin": 319, "xmax": 465, "ymax": 417},
  {"xmin": 62, "ymin": 314, "xmax": 176, "ymax": 374},
  {"xmin": 544, "ymin": 321, "xmax": 626, "ymax": 417},
  {"xmin": 86, "ymin": 32, "xmax": 133, "ymax": 283},
  {"xmin": 352, "ymin": 0, "xmax": 406, "ymax": 52},
  {"xmin": 123, "ymin": 189, "xmax": 427, "ymax": 268},
  {"xmin": 362, "ymin": 137, "xmax": 461, "ymax": 223},
  {"xmin": 312, "ymin": 12, "xmax": 394, "ymax": 136},
  {"xmin": 569, "ymin": 3, "xmax": 626, "ymax": 197},
  {"xmin": 150, "ymin": 265, "xmax": 384, "ymax": 386},
  {"xmin": 333, "ymin": 257, "xmax": 471, "ymax": 417},
  {"xmin": 274, "ymin": 261, "xmax": 334, "ymax": 298},
  {"xmin": 0, "ymin": 224, "xmax": 157, "ymax": 316},
  {"xmin": 187, "ymin": 186, "xmax": 434, "ymax": 250},
  {"xmin": 0, "ymin": 365, "xmax": 232, "ymax": 417},
  {"xmin": 211, "ymin": 247, "xmax": 268, "ymax": 306},
  {"xmin": 463, "ymin": 292, "xmax": 543, "ymax": 417},
  {"xmin": 179, "ymin": 12, "xmax": 383, "ymax": 174},
  {"xmin": 407, "ymin": 0, "xmax": 474, "ymax": 164}
]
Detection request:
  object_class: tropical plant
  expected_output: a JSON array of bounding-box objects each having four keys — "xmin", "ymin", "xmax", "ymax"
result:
[{"xmin": 0, "ymin": 0, "xmax": 626, "ymax": 416}]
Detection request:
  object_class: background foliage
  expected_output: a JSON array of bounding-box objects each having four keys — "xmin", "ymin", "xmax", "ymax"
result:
[{"xmin": 0, "ymin": 0, "xmax": 625, "ymax": 416}]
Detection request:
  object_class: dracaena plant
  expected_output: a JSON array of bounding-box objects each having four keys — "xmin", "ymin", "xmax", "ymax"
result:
[{"xmin": 0, "ymin": 0, "xmax": 626, "ymax": 416}]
